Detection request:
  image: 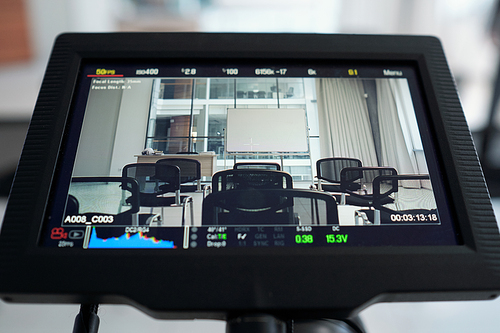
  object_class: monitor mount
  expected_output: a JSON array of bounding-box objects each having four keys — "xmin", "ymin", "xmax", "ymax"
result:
[{"xmin": 72, "ymin": 305, "xmax": 364, "ymax": 333}]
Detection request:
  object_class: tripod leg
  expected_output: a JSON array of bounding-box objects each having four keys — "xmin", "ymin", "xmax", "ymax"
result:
[{"xmin": 72, "ymin": 304, "xmax": 100, "ymax": 333}]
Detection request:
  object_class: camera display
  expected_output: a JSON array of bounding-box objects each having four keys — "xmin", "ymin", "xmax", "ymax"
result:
[
  {"xmin": 3, "ymin": 34, "xmax": 498, "ymax": 318},
  {"xmin": 40, "ymin": 62, "xmax": 457, "ymax": 249}
]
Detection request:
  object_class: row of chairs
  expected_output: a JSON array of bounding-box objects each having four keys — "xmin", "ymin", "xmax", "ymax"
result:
[
  {"xmin": 65, "ymin": 158, "xmax": 437, "ymax": 228},
  {"xmin": 123, "ymin": 160, "xmax": 289, "ymax": 226},
  {"xmin": 65, "ymin": 160, "xmax": 339, "ymax": 227},
  {"xmin": 210, "ymin": 159, "xmax": 399, "ymax": 226},
  {"xmin": 207, "ymin": 159, "xmax": 422, "ymax": 226},
  {"xmin": 231, "ymin": 158, "xmax": 399, "ymax": 209}
]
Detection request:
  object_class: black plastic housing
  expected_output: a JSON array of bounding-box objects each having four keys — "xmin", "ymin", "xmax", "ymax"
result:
[{"xmin": 1, "ymin": 33, "xmax": 500, "ymax": 320}]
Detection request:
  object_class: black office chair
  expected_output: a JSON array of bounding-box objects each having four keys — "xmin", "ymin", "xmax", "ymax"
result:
[
  {"xmin": 202, "ymin": 189, "xmax": 338, "ymax": 226},
  {"xmin": 66, "ymin": 177, "xmax": 143, "ymax": 228},
  {"xmin": 354, "ymin": 174, "xmax": 438, "ymax": 225},
  {"xmin": 316, "ymin": 157, "xmax": 362, "ymax": 192},
  {"xmin": 233, "ymin": 162, "xmax": 281, "ymax": 171},
  {"xmin": 156, "ymin": 158, "xmax": 202, "ymax": 192},
  {"xmin": 211, "ymin": 169, "xmax": 293, "ymax": 193},
  {"xmin": 122, "ymin": 163, "xmax": 194, "ymax": 226},
  {"xmin": 339, "ymin": 166, "xmax": 397, "ymax": 206},
  {"xmin": 65, "ymin": 194, "xmax": 80, "ymax": 215}
]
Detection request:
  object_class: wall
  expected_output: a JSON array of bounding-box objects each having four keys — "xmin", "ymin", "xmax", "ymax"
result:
[
  {"xmin": 72, "ymin": 86, "xmax": 122, "ymax": 177},
  {"xmin": 73, "ymin": 79, "xmax": 154, "ymax": 177},
  {"xmin": 109, "ymin": 79, "xmax": 153, "ymax": 176}
]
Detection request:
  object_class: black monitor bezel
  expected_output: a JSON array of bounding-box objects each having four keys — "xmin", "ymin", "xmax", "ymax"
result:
[{"xmin": 1, "ymin": 32, "xmax": 499, "ymax": 320}]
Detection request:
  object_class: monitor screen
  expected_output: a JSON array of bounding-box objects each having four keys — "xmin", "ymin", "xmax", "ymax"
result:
[{"xmin": 39, "ymin": 61, "xmax": 457, "ymax": 249}]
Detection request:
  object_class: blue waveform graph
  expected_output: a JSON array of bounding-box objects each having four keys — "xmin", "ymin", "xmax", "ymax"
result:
[{"xmin": 88, "ymin": 227, "xmax": 176, "ymax": 249}]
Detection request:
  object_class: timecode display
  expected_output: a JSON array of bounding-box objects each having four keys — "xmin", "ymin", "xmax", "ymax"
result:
[{"xmin": 390, "ymin": 213, "xmax": 439, "ymax": 222}]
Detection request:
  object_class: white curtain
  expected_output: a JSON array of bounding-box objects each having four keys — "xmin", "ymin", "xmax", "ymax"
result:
[
  {"xmin": 316, "ymin": 78, "xmax": 378, "ymax": 166},
  {"xmin": 376, "ymin": 79, "xmax": 419, "ymax": 175},
  {"xmin": 389, "ymin": 78, "xmax": 428, "ymax": 174}
]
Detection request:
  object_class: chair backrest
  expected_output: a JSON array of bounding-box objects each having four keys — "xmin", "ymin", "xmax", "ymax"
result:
[
  {"xmin": 122, "ymin": 163, "xmax": 181, "ymax": 195},
  {"xmin": 211, "ymin": 169, "xmax": 293, "ymax": 193},
  {"xmin": 65, "ymin": 194, "xmax": 79, "ymax": 215},
  {"xmin": 340, "ymin": 167, "xmax": 397, "ymax": 198},
  {"xmin": 372, "ymin": 174, "xmax": 437, "ymax": 212},
  {"xmin": 202, "ymin": 189, "xmax": 338, "ymax": 226},
  {"xmin": 233, "ymin": 162, "xmax": 281, "ymax": 171},
  {"xmin": 316, "ymin": 157, "xmax": 362, "ymax": 184},
  {"xmin": 68, "ymin": 177, "xmax": 140, "ymax": 216},
  {"xmin": 156, "ymin": 158, "xmax": 201, "ymax": 184}
]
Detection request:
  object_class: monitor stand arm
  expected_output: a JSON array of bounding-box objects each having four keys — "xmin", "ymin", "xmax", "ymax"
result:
[
  {"xmin": 226, "ymin": 314, "xmax": 365, "ymax": 333},
  {"xmin": 72, "ymin": 304, "xmax": 100, "ymax": 333}
]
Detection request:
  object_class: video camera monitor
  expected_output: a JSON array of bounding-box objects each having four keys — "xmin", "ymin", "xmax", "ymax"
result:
[{"xmin": 1, "ymin": 33, "xmax": 500, "ymax": 320}]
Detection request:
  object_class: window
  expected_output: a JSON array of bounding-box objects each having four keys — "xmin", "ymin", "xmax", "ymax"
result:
[{"xmin": 145, "ymin": 77, "xmax": 314, "ymax": 180}]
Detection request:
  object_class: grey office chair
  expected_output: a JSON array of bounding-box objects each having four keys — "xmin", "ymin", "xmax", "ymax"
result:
[
  {"xmin": 355, "ymin": 174, "xmax": 438, "ymax": 225},
  {"xmin": 156, "ymin": 158, "xmax": 202, "ymax": 192},
  {"xmin": 339, "ymin": 166, "xmax": 397, "ymax": 206},
  {"xmin": 122, "ymin": 163, "xmax": 194, "ymax": 226},
  {"xmin": 316, "ymin": 157, "xmax": 362, "ymax": 192},
  {"xmin": 233, "ymin": 162, "xmax": 281, "ymax": 171},
  {"xmin": 211, "ymin": 169, "xmax": 293, "ymax": 193}
]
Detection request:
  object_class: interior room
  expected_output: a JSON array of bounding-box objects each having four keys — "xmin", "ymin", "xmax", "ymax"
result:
[{"xmin": 65, "ymin": 73, "xmax": 438, "ymax": 230}]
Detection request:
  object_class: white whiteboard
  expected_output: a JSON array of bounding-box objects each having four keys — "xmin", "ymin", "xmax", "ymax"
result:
[{"xmin": 226, "ymin": 108, "xmax": 309, "ymax": 153}]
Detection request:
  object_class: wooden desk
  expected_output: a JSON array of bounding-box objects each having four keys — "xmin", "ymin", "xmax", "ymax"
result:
[{"xmin": 135, "ymin": 152, "xmax": 217, "ymax": 178}]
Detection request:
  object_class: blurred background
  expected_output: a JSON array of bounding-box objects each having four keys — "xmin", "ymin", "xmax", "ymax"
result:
[{"xmin": 1, "ymin": 0, "xmax": 500, "ymax": 332}]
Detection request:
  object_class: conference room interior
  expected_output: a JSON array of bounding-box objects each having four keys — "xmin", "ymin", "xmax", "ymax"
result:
[{"xmin": 67, "ymin": 74, "xmax": 438, "ymax": 228}]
